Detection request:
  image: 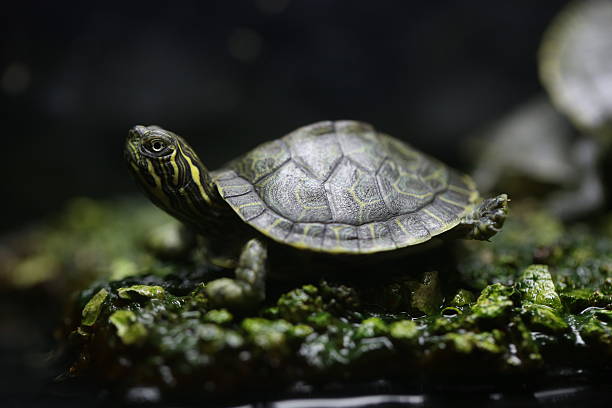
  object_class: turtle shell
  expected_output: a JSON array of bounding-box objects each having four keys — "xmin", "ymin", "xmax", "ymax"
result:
[{"xmin": 211, "ymin": 121, "xmax": 479, "ymax": 254}]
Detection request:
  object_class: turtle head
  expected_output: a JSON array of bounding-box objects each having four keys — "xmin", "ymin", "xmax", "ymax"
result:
[
  {"xmin": 125, "ymin": 125, "xmax": 218, "ymax": 223},
  {"xmin": 125, "ymin": 125, "xmax": 189, "ymax": 190}
]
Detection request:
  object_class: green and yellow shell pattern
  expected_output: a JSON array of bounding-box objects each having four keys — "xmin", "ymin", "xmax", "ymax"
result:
[{"xmin": 211, "ymin": 120, "xmax": 479, "ymax": 254}]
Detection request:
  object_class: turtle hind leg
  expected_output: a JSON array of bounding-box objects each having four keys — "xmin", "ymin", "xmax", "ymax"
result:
[
  {"xmin": 460, "ymin": 194, "xmax": 509, "ymax": 241},
  {"xmin": 205, "ymin": 238, "xmax": 267, "ymax": 310}
]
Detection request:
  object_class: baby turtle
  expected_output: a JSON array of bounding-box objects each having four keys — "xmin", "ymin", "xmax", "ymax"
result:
[{"xmin": 125, "ymin": 121, "xmax": 508, "ymax": 308}]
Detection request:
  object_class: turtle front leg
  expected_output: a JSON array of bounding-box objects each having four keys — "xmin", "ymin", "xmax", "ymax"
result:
[
  {"xmin": 205, "ymin": 238, "xmax": 267, "ymax": 310},
  {"xmin": 460, "ymin": 194, "xmax": 509, "ymax": 241}
]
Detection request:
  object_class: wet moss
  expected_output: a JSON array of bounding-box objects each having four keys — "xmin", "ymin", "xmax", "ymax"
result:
[
  {"xmin": 517, "ymin": 265, "xmax": 563, "ymax": 310},
  {"xmin": 471, "ymin": 283, "xmax": 514, "ymax": 320},
  {"xmin": 3, "ymin": 197, "xmax": 610, "ymax": 394},
  {"xmin": 388, "ymin": 320, "xmax": 419, "ymax": 341},
  {"xmin": 81, "ymin": 288, "xmax": 109, "ymax": 327},
  {"xmin": 108, "ymin": 310, "xmax": 148, "ymax": 345},
  {"xmin": 117, "ymin": 285, "xmax": 166, "ymax": 300}
]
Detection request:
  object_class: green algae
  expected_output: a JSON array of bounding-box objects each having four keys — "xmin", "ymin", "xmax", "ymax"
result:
[
  {"xmin": 516, "ymin": 265, "xmax": 562, "ymax": 310},
  {"xmin": 81, "ymin": 288, "xmax": 109, "ymax": 326},
  {"xmin": 388, "ymin": 320, "xmax": 419, "ymax": 341},
  {"xmin": 203, "ymin": 309, "xmax": 233, "ymax": 325},
  {"xmin": 520, "ymin": 304, "xmax": 569, "ymax": 334},
  {"xmin": 117, "ymin": 285, "xmax": 166, "ymax": 300},
  {"xmin": 67, "ymin": 253, "xmax": 610, "ymax": 393},
  {"xmin": 55, "ymin": 200, "xmax": 610, "ymax": 393},
  {"xmin": 277, "ymin": 285, "xmax": 323, "ymax": 322},
  {"xmin": 355, "ymin": 317, "xmax": 388, "ymax": 338},
  {"xmin": 2, "ymin": 196, "xmax": 609, "ymax": 393},
  {"xmin": 108, "ymin": 310, "xmax": 148, "ymax": 345},
  {"xmin": 449, "ymin": 289, "xmax": 476, "ymax": 308},
  {"xmin": 470, "ymin": 283, "xmax": 514, "ymax": 320},
  {"xmin": 442, "ymin": 331, "xmax": 503, "ymax": 354}
]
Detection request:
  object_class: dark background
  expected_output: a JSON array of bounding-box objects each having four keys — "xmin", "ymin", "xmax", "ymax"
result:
[{"xmin": 2, "ymin": 0, "xmax": 568, "ymax": 232}]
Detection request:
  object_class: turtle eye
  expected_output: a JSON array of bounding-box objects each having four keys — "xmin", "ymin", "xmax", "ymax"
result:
[
  {"xmin": 142, "ymin": 138, "xmax": 171, "ymax": 157},
  {"xmin": 151, "ymin": 140, "xmax": 165, "ymax": 152}
]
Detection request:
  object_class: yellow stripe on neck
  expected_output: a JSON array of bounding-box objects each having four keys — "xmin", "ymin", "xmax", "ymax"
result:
[
  {"xmin": 146, "ymin": 161, "xmax": 171, "ymax": 208},
  {"xmin": 178, "ymin": 144, "xmax": 212, "ymax": 205},
  {"xmin": 169, "ymin": 148, "xmax": 180, "ymax": 187}
]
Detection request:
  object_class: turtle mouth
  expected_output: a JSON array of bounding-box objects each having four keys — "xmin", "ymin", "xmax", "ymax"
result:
[{"xmin": 125, "ymin": 126, "xmax": 158, "ymax": 176}]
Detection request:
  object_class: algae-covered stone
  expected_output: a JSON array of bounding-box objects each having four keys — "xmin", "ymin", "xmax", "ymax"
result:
[
  {"xmin": 277, "ymin": 285, "xmax": 324, "ymax": 323},
  {"xmin": 109, "ymin": 309, "xmax": 148, "ymax": 345},
  {"xmin": 443, "ymin": 331, "xmax": 503, "ymax": 354},
  {"xmin": 319, "ymin": 281, "xmax": 361, "ymax": 310},
  {"xmin": 517, "ymin": 265, "xmax": 562, "ymax": 310},
  {"xmin": 195, "ymin": 324, "xmax": 243, "ymax": 351},
  {"xmin": 389, "ymin": 320, "xmax": 419, "ymax": 341},
  {"xmin": 203, "ymin": 309, "xmax": 233, "ymax": 325},
  {"xmin": 117, "ymin": 285, "xmax": 166, "ymax": 300},
  {"xmin": 289, "ymin": 324, "xmax": 314, "ymax": 339},
  {"xmin": 521, "ymin": 304, "xmax": 568, "ymax": 333},
  {"xmin": 579, "ymin": 312, "xmax": 612, "ymax": 352},
  {"xmin": 507, "ymin": 317, "xmax": 543, "ymax": 366},
  {"xmin": 430, "ymin": 314, "xmax": 472, "ymax": 334},
  {"xmin": 242, "ymin": 318, "xmax": 293, "ymax": 351},
  {"xmin": 299, "ymin": 323, "xmax": 394, "ymax": 373},
  {"xmin": 409, "ymin": 271, "xmax": 443, "ymax": 315},
  {"xmin": 355, "ymin": 317, "xmax": 388, "ymax": 339},
  {"xmin": 53, "ymin": 194, "xmax": 611, "ymax": 394},
  {"xmin": 449, "ymin": 289, "xmax": 476, "ymax": 308},
  {"xmin": 81, "ymin": 288, "xmax": 109, "ymax": 326},
  {"xmin": 299, "ymin": 332, "xmax": 345, "ymax": 371},
  {"xmin": 471, "ymin": 283, "xmax": 514, "ymax": 320},
  {"xmin": 560, "ymin": 288, "xmax": 612, "ymax": 313},
  {"xmin": 306, "ymin": 311, "xmax": 334, "ymax": 329}
]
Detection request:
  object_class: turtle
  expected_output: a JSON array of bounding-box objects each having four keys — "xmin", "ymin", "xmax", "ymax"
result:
[{"xmin": 125, "ymin": 120, "xmax": 508, "ymax": 308}]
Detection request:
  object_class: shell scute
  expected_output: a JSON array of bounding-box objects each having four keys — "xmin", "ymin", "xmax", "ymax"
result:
[
  {"xmin": 285, "ymin": 222, "xmax": 326, "ymax": 250},
  {"xmin": 336, "ymin": 121, "xmax": 387, "ymax": 173},
  {"xmin": 284, "ymin": 125, "xmax": 343, "ymax": 181},
  {"xmin": 324, "ymin": 158, "xmax": 390, "ymax": 225},
  {"xmin": 357, "ymin": 222, "xmax": 396, "ymax": 253},
  {"xmin": 419, "ymin": 158, "xmax": 449, "ymax": 193},
  {"xmin": 322, "ymin": 224, "xmax": 360, "ymax": 253},
  {"xmin": 248, "ymin": 210, "xmax": 293, "ymax": 241},
  {"xmin": 255, "ymin": 161, "xmax": 332, "ymax": 223},
  {"xmin": 377, "ymin": 158, "xmax": 435, "ymax": 214},
  {"xmin": 388, "ymin": 214, "xmax": 431, "ymax": 247},
  {"xmin": 232, "ymin": 139, "xmax": 290, "ymax": 183}
]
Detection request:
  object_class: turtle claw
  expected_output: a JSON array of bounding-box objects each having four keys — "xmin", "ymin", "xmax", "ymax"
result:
[{"xmin": 463, "ymin": 194, "xmax": 509, "ymax": 241}]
